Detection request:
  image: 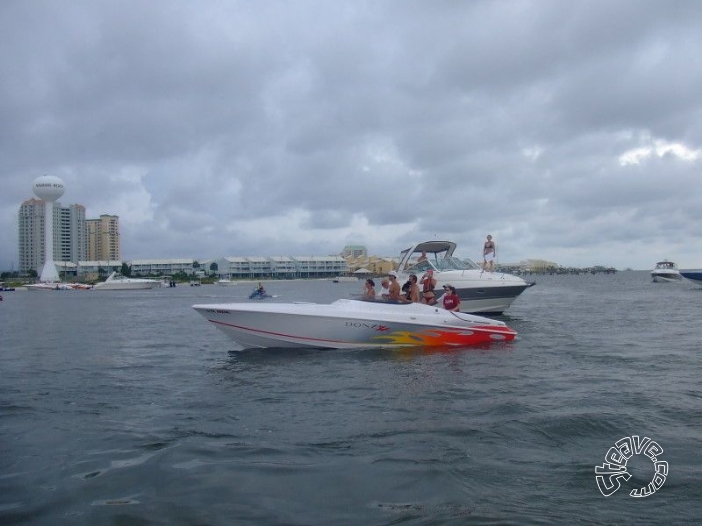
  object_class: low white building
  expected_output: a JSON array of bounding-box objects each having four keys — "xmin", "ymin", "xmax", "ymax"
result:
[
  {"xmin": 217, "ymin": 255, "xmax": 348, "ymax": 279},
  {"xmin": 129, "ymin": 258, "xmax": 195, "ymax": 276}
]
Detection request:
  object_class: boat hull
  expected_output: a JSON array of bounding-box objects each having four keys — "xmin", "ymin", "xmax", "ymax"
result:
[
  {"xmin": 651, "ymin": 272, "xmax": 682, "ymax": 283},
  {"xmin": 193, "ymin": 299, "xmax": 517, "ymax": 350},
  {"xmin": 679, "ymin": 269, "xmax": 702, "ymax": 285},
  {"xmin": 449, "ymin": 279, "xmax": 533, "ymax": 314},
  {"xmin": 93, "ymin": 281, "xmax": 160, "ymax": 290}
]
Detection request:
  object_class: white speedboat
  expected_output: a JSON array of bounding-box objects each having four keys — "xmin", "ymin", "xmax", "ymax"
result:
[
  {"xmin": 679, "ymin": 269, "xmax": 702, "ymax": 286},
  {"xmin": 650, "ymin": 260, "xmax": 682, "ymax": 283},
  {"xmin": 26, "ymin": 282, "xmax": 75, "ymax": 292},
  {"xmin": 396, "ymin": 241, "xmax": 533, "ymax": 314},
  {"xmin": 193, "ymin": 298, "xmax": 517, "ymax": 350},
  {"xmin": 216, "ymin": 279, "xmax": 238, "ymax": 286},
  {"xmin": 93, "ymin": 272, "xmax": 160, "ymax": 291}
]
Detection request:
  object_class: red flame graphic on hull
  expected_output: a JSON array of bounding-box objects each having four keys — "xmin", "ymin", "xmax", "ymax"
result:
[{"xmin": 371, "ymin": 325, "xmax": 516, "ymax": 347}]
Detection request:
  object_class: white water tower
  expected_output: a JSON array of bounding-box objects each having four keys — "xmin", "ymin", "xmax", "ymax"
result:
[{"xmin": 32, "ymin": 175, "xmax": 65, "ymax": 282}]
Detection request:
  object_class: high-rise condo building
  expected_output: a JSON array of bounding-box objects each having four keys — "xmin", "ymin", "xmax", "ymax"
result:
[
  {"xmin": 86, "ymin": 215, "xmax": 121, "ymax": 261},
  {"xmin": 18, "ymin": 199, "xmax": 87, "ymax": 274}
]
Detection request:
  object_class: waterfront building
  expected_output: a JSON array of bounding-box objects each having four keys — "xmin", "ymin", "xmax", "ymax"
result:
[
  {"xmin": 217, "ymin": 255, "xmax": 348, "ymax": 280},
  {"xmin": 129, "ymin": 258, "xmax": 195, "ymax": 276},
  {"xmin": 18, "ymin": 199, "xmax": 87, "ymax": 274},
  {"xmin": 86, "ymin": 215, "xmax": 121, "ymax": 261},
  {"xmin": 345, "ymin": 255, "xmax": 396, "ymax": 276},
  {"xmin": 341, "ymin": 245, "xmax": 367, "ymax": 258}
]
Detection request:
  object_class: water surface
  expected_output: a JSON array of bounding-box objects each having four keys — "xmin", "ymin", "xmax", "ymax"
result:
[{"xmin": 1, "ymin": 273, "xmax": 700, "ymax": 524}]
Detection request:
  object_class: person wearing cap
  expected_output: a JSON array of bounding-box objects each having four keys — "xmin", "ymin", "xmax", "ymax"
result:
[
  {"xmin": 442, "ymin": 285, "xmax": 461, "ymax": 311},
  {"xmin": 420, "ymin": 269, "xmax": 437, "ymax": 305},
  {"xmin": 387, "ymin": 271, "xmax": 401, "ymax": 301}
]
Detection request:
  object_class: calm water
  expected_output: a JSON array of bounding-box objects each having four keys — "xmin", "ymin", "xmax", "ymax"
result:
[{"xmin": 1, "ymin": 273, "xmax": 700, "ymax": 525}]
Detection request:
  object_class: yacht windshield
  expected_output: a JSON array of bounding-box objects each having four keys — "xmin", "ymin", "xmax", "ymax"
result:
[
  {"xmin": 435, "ymin": 256, "xmax": 481, "ymax": 271},
  {"xmin": 402, "ymin": 255, "xmax": 480, "ymax": 274}
]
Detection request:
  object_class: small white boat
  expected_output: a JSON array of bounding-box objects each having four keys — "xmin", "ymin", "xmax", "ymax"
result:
[
  {"xmin": 396, "ymin": 240, "xmax": 533, "ymax": 314},
  {"xmin": 679, "ymin": 269, "xmax": 702, "ymax": 286},
  {"xmin": 216, "ymin": 279, "xmax": 238, "ymax": 286},
  {"xmin": 26, "ymin": 282, "xmax": 75, "ymax": 292},
  {"xmin": 331, "ymin": 276, "xmax": 358, "ymax": 283},
  {"xmin": 193, "ymin": 298, "xmax": 517, "ymax": 350},
  {"xmin": 650, "ymin": 261, "xmax": 682, "ymax": 283},
  {"xmin": 93, "ymin": 272, "xmax": 160, "ymax": 291}
]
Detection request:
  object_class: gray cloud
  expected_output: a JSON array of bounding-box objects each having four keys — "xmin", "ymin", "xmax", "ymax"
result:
[{"xmin": 1, "ymin": 0, "xmax": 701, "ymax": 270}]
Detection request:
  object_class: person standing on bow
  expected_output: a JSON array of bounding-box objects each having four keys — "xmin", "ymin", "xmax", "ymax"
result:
[{"xmin": 483, "ymin": 234, "xmax": 496, "ymax": 272}]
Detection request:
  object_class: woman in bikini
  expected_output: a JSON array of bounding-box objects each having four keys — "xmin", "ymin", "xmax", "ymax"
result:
[
  {"xmin": 420, "ymin": 269, "xmax": 437, "ymax": 305},
  {"xmin": 483, "ymin": 234, "xmax": 496, "ymax": 272}
]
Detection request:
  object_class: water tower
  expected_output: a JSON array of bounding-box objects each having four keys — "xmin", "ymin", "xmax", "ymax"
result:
[{"xmin": 32, "ymin": 175, "xmax": 65, "ymax": 282}]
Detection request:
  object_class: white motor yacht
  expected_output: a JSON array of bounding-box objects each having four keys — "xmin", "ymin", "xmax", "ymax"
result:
[
  {"xmin": 650, "ymin": 261, "xmax": 682, "ymax": 283},
  {"xmin": 395, "ymin": 241, "xmax": 533, "ymax": 314},
  {"xmin": 93, "ymin": 272, "xmax": 160, "ymax": 291}
]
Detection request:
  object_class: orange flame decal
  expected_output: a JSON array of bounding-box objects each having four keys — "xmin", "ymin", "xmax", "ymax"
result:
[{"xmin": 371, "ymin": 326, "xmax": 516, "ymax": 347}]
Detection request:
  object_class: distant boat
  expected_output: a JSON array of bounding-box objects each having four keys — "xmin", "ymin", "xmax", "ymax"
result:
[
  {"xmin": 679, "ymin": 269, "xmax": 702, "ymax": 286},
  {"xmin": 26, "ymin": 282, "xmax": 74, "ymax": 292},
  {"xmin": 216, "ymin": 279, "xmax": 238, "ymax": 286},
  {"xmin": 93, "ymin": 272, "xmax": 160, "ymax": 291},
  {"xmin": 650, "ymin": 260, "xmax": 682, "ymax": 283},
  {"xmin": 331, "ymin": 276, "xmax": 358, "ymax": 283}
]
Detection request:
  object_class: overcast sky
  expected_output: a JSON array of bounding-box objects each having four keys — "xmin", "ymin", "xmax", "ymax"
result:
[{"xmin": 2, "ymin": 0, "xmax": 701, "ymax": 271}]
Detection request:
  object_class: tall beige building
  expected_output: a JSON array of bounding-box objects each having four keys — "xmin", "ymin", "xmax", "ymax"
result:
[{"xmin": 86, "ymin": 215, "xmax": 121, "ymax": 261}]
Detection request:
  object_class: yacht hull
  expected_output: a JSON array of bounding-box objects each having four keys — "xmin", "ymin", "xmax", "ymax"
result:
[
  {"xmin": 679, "ymin": 269, "xmax": 702, "ymax": 285},
  {"xmin": 651, "ymin": 272, "xmax": 682, "ymax": 283}
]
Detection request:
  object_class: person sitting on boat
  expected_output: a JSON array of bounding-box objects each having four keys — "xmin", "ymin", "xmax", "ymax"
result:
[
  {"xmin": 387, "ymin": 271, "xmax": 402, "ymax": 302},
  {"xmin": 401, "ymin": 279, "xmax": 411, "ymax": 297},
  {"xmin": 403, "ymin": 274, "xmax": 420, "ymax": 303},
  {"xmin": 420, "ymin": 270, "xmax": 437, "ymax": 305},
  {"xmin": 417, "ymin": 250, "xmax": 428, "ymax": 263},
  {"xmin": 256, "ymin": 282, "xmax": 266, "ymax": 295},
  {"xmin": 378, "ymin": 279, "xmax": 390, "ymax": 300},
  {"xmin": 363, "ymin": 278, "xmax": 376, "ymax": 300},
  {"xmin": 442, "ymin": 284, "xmax": 461, "ymax": 312}
]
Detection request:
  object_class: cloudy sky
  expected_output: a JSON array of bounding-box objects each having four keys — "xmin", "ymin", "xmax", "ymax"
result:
[{"xmin": 1, "ymin": 0, "xmax": 701, "ymax": 271}]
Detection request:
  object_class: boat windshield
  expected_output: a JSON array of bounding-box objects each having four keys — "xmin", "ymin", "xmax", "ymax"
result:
[{"xmin": 403, "ymin": 256, "xmax": 481, "ymax": 274}]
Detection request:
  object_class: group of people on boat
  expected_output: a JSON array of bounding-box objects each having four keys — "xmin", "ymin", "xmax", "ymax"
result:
[{"xmin": 362, "ymin": 270, "xmax": 460, "ymax": 311}]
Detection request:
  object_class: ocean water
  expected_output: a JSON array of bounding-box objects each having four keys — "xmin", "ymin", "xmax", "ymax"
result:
[{"xmin": 1, "ymin": 272, "xmax": 700, "ymax": 525}]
